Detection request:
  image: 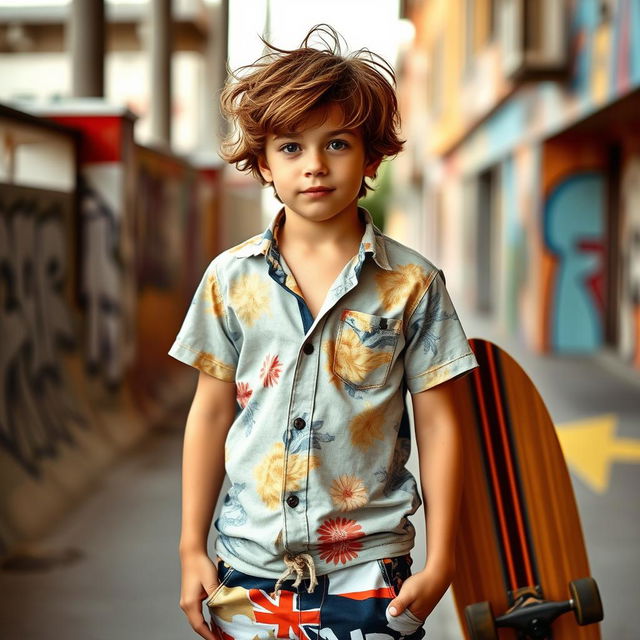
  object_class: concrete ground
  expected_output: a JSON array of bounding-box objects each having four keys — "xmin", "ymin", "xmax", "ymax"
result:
[{"xmin": 0, "ymin": 310, "xmax": 637, "ymax": 639}]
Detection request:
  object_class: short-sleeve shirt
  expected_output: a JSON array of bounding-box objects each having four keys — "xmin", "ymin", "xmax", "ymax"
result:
[{"xmin": 169, "ymin": 206, "xmax": 478, "ymax": 578}]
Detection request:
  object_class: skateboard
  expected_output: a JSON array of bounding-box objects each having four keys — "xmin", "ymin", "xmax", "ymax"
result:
[{"xmin": 446, "ymin": 339, "xmax": 603, "ymax": 640}]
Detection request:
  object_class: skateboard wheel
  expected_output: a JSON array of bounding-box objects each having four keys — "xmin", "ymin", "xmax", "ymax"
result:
[
  {"xmin": 569, "ymin": 577, "xmax": 603, "ymax": 625},
  {"xmin": 464, "ymin": 601, "xmax": 497, "ymax": 640}
]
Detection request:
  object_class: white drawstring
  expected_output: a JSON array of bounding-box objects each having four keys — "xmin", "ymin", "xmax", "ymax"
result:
[{"xmin": 272, "ymin": 553, "xmax": 318, "ymax": 595}]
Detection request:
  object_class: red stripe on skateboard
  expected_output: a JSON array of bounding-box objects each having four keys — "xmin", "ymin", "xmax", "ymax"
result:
[
  {"xmin": 486, "ymin": 345, "xmax": 536, "ymax": 588},
  {"xmin": 472, "ymin": 364, "xmax": 519, "ymax": 590}
]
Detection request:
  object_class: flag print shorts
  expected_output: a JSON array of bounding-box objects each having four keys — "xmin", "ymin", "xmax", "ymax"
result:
[{"xmin": 206, "ymin": 554, "xmax": 426, "ymax": 640}]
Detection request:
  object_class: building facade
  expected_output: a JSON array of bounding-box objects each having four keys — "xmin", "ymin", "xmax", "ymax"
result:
[{"xmin": 398, "ymin": 0, "xmax": 640, "ymax": 368}]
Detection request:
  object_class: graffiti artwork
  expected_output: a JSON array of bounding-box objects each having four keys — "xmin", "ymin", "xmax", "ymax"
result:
[
  {"xmin": 543, "ymin": 172, "xmax": 605, "ymax": 352},
  {"xmin": 78, "ymin": 170, "xmax": 128, "ymax": 388},
  {"xmin": 0, "ymin": 184, "xmax": 87, "ymax": 476}
]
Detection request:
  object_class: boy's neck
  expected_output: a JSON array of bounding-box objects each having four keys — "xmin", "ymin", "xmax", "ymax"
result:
[{"xmin": 276, "ymin": 203, "xmax": 365, "ymax": 256}]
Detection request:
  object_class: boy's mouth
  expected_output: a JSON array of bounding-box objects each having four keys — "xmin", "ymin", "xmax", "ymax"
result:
[{"xmin": 301, "ymin": 187, "xmax": 335, "ymax": 194}]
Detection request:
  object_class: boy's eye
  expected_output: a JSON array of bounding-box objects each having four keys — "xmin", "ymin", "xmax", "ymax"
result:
[
  {"xmin": 329, "ymin": 139, "xmax": 349, "ymax": 151},
  {"xmin": 280, "ymin": 143, "xmax": 300, "ymax": 154}
]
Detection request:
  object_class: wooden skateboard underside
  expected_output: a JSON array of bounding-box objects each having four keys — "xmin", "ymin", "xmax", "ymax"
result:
[{"xmin": 449, "ymin": 339, "xmax": 600, "ymax": 639}]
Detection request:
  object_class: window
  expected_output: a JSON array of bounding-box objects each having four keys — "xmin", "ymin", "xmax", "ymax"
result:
[{"xmin": 499, "ymin": 0, "xmax": 568, "ymax": 81}]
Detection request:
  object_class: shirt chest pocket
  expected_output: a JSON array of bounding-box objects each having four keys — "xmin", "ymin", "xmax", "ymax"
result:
[{"xmin": 332, "ymin": 309, "xmax": 402, "ymax": 390}]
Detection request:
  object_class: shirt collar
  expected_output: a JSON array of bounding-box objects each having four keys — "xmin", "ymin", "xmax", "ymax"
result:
[{"xmin": 231, "ymin": 206, "xmax": 393, "ymax": 271}]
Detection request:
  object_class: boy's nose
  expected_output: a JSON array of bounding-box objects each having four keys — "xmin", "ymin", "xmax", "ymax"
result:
[{"xmin": 304, "ymin": 152, "xmax": 328, "ymax": 176}]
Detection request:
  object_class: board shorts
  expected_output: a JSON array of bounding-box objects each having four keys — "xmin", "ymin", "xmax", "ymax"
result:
[{"xmin": 206, "ymin": 554, "xmax": 426, "ymax": 639}]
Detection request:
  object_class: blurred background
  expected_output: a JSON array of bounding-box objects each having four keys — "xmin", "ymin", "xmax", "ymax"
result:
[{"xmin": 0, "ymin": 0, "xmax": 638, "ymax": 638}]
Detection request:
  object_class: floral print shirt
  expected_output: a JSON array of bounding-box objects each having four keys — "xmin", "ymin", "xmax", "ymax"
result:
[{"xmin": 169, "ymin": 206, "xmax": 478, "ymax": 579}]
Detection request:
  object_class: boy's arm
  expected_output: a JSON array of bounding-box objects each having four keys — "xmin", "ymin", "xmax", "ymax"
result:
[
  {"xmin": 388, "ymin": 379, "xmax": 463, "ymax": 621},
  {"xmin": 179, "ymin": 371, "xmax": 237, "ymax": 640}
]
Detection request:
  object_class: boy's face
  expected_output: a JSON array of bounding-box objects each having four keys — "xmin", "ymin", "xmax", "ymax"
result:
[{"xmin": 258, "ymin": 103, "xmax": 380, "ymax": 224}]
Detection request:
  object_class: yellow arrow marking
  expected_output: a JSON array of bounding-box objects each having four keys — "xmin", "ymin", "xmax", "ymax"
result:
[{"xmin": 556, "ymin": 414, "xmax": 640, "ymax": 494}]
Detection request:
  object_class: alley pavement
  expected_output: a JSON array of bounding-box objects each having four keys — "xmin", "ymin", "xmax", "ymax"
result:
[{"xmin": 0, "ymin": 310, "xmax": 637, "ymax": 639}]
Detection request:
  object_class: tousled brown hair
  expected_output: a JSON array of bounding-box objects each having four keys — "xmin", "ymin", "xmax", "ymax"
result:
[{"xmin": 219, "ymin": 24, "xmax": 405, "ymax": 199}]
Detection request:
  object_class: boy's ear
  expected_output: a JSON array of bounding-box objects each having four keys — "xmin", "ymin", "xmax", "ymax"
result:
[
  {"xmin": 364, "ymin": 157, "xmax": 382, "ymax": 178},
  {"xmin": 257, "ymin": 154, "xmax": 273, "ymax": 183}
]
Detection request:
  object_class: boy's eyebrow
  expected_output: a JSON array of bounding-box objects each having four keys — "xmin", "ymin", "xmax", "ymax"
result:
[{"xmin": 272, "ymin": 129, "xmax": 358, "ymax": 141}]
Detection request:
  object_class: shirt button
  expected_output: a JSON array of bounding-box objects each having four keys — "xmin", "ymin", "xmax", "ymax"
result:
[
  {"xmin": 302, "ymin": 343, "xmax": 314, "ymax": 355},
  {"xmin": 286, "ymin": 494, "xmax": 299, "ymax": 508},
  {"xmin": 293, "ymin": 417, "xmax": 306, "ymax": 430}
]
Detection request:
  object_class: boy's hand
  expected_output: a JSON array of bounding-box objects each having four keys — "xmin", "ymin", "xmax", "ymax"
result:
[
  {"xmin": 179, "ymin": 550, "xmax": 219, "ymax": 640},
  {"xmin": 387, "ymin": 562, "xmax": 455, "ymax": 623}
]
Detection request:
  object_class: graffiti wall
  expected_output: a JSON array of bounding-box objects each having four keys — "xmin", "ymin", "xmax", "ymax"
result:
[
  {"xmin": 0, "ymin": 185, "xmax": 84, "ymax": 478},
  {"xmin": 0, "ymin": 107, "xmax": 151, "ymax": 553},
  {"xmin": 78, "ymin": 167, "xmax": 131, "ymax": 388},
  {"xmin": 541, "ymin": 138, "xmax": 607, "ymax": 353},
  {"xmin": 0, "ymin": 103, "xmax": 217, "ymax": 556},
  {"xmin": 47, "ymin": 112, "xmax": 139, "ymax": 391},
  {"xmin": 0, "ymin": 180, "xmax": 143, "ymax": 552}
]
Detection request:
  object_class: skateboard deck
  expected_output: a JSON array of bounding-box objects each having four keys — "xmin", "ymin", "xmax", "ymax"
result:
[{"xmin": 447, "ymin": 338, "xmax": 602, "ymax": 639}]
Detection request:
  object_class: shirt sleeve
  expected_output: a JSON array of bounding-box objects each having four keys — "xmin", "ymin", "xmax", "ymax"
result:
[
  {"xmin": 168, "ymin": 260, "xmax": 238, "ymax": 382},
  {"xmin": 403, "ymin": 269, "xmax": 478, "ymax": 394}
]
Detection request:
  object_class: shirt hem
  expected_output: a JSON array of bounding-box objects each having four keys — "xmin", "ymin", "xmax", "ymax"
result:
[{"xmin": 214, "ymin": 537, "xmax": 416, "ymax": 579}]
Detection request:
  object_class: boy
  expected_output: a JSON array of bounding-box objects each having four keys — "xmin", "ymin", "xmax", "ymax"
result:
[{"xmin": 171, "ymin": 25, "xmax": 478, "ymax": 640}]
